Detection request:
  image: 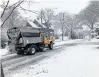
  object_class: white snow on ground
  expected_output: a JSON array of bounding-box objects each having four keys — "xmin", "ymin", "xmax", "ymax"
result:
[
  {"xmin": 55, "ymin": 36, "xmax": 69, "ymax": 41},
  {"xmin": 6, "ymin": 39, "xmax": 99, "ymax": 77},
  {"xmin": 55, "ymin": 39, "xmax": 82, "ymax": 46},
  {"xmin": 90, "ymin": 38, "xmax": 99, "ymax": 42},
  {"xmin": 0, "ymin": 39, "xmax": 83, "ymax": 56},
  {"xmin": 0, "ymin": 47, "xmax": 9, "ymax": 56}
]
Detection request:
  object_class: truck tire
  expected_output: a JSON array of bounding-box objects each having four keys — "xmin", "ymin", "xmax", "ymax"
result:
[
  {"xmin": 48, "ymin": 42, "xmax": 53, "ymax": 50},
  {"xmin": 29, "ymin": 45, "xmax": 36, "ymax": 55}
]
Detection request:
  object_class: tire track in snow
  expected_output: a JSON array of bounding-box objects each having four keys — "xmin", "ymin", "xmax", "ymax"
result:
[
  {"xmin": 4, "ymin": 47, "xmax": 64, "ymax": 75},
  {"xmin": 2, "ymin": 42, "xmax": 81, "ymax": 75}
]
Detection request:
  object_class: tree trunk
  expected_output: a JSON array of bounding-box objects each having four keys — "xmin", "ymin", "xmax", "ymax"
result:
[
  {"xmin": 47, "ymin": 26, "xmax": 50, "ymax": 37},
  {"xmin": 91, "ymin": 22, "xmax": 94, "ymax": 30},
  {"xmin": 69, "ymin": 27, "xmax": 73, "ymax": 39},
  {"xmin": 46, "ymin": 23, "xmax": 50, "ymax": 38},
  {"xmin": 70, "ymin": 30, "xmax": 73, "ymax": 39},
  {"xmin": 90, "ymin": 22, "xmax": 94, "ymax": 38},
  {"xmin": 62, "ymin": 26, "xmax": 64, "ymax": 41}
]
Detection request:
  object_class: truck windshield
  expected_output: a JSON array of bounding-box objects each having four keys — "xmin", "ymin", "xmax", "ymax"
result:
[{"xmin": 44, "ymin": 33, "xmax": 48, "ymax": 38}]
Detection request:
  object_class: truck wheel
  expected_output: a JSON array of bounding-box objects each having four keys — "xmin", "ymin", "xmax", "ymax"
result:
[
  {"xmin": 48, "ymin": 42, "xmax": 53, "ymax": 50},
  {"xmin": 29, "ymin": 45, "xmax": 36, "ymax": 55}
]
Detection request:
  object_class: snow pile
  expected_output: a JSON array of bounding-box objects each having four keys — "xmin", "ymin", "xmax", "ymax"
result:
[
  {"xmin": 0, "ymin": 47, "xmax": 9, "ymax": 56},
  {"xmin": 83, "ymin": 38, "xmax": 99, "ymax": 43},
  {"xmin": 90, "ymin": 38, "xmax": 99, "ymax": 42}
]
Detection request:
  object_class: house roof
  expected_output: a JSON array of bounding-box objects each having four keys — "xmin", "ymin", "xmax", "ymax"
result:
[
  {"xmin": 26, "ymin": 20, "xmax": 54, "ymax": 31},
  {"xmin": 34, "ymin": 19, "xmax": 46, "ymax": 28},
  {"xmin": 27, "ymin": 21, "xmax": 40, "ymax": 28}
]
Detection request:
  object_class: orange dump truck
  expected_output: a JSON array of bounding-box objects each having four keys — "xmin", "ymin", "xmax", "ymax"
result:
[{"xmin": 7, "ymin": 27, "xmax": 54, "ymax": 55}]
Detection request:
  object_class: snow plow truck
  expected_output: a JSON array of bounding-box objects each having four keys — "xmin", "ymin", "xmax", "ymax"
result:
[{"xmin": 7, "ymin": 27, "xmax": 54, "ymax": 55}]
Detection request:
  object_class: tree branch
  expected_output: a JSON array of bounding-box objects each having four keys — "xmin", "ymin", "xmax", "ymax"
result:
[
  {"xmin": 1, "ymin": 0, "xmax": 24, "ymax": 27},
  {"xmin": 1, "ymin": 0, "xmax": 10, "ymax": 18},
  {"xmin": 19, "ymin": 6, "xmax": 38, "ymax": 14},
  {"xmin": 6, "ymin": 0, "xmax": 23, "ymax": 9}
]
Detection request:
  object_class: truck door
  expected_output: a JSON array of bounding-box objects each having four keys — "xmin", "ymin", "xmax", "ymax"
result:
[{"xmin": 44, "ymin": 32, "xmax": 50, "ymax": 45}]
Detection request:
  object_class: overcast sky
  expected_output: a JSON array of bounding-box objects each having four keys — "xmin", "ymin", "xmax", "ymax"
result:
[
  {"xmin": 0, "ymin": 0, "xmax": 90, "ymax": 19},
  {"xmin": 33, "ymin": 0, "xmax": 90, "ymax": 14},
  {"xmin": 20, "ymin": 0, "xmax": 90, "ymax": 19}
]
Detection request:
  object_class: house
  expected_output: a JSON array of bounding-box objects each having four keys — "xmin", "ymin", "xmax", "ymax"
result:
[{"xmin": 25, "ymin": 20, "xmax": 54, "ymax": 34}]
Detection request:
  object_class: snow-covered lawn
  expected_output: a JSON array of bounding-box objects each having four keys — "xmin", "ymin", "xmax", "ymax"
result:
[
  {"xmin": 90, "ymin": 38, "xmax": 99, "ymax": 42},
  {"xmin": 55, "ymin": 39, "xmax": 83, "ymax": 46},
  {"xmin": 6, "ymin": 39, "xmax": 99, "ymax": 77}
]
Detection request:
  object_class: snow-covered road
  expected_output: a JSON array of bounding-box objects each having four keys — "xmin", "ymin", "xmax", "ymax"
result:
[
  {"xmin": 1, "ymin": 39, "xmax": 99, "ymax": 77},
  {"xmin": 1, "ymin": 39, "xmax": 82, "ymax": 76}
]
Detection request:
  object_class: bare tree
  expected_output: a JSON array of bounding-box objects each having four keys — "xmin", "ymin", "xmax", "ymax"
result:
[
  {"xmin": 78, "ymin": 1, "xmax": 99, "ymax": 30},
  {"xmin": 54, "ymin": 12, "xmax": 78, "ymax": 40},
  {"xmin": 53, "ymin": 13, "xmax": 65, "ymax": 40},
  {"xmin": 37, "ymin": 8, "xmax": 54, "ymax": 36},
  {"xmin": 37, "ymin": 9, "xmax": 45, "ymax": 24},
  {"xmin": 1, "ymin": 0, "xmax": 24, "ymax": 27},
  {"xmin": 76, "ymin": 1, "xmax": 99, "ymax": 38},
  {"xmin": 64, "ymin": 15, "xmax": 79, "ymax": 39},
  {"xmin": 19, "ymin": 6, "xmax": 38, "ymax": 15},
  {"xmin": 1, "ymin": 0, "xmax": 10, "ymax": 18},
  {"xmin": 0, "ymin": 0, "xmax": 38, "ymax": 46},
  {"xmin": 0, "ymin": 0, "xmax": 37, "ymax": 27}
]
